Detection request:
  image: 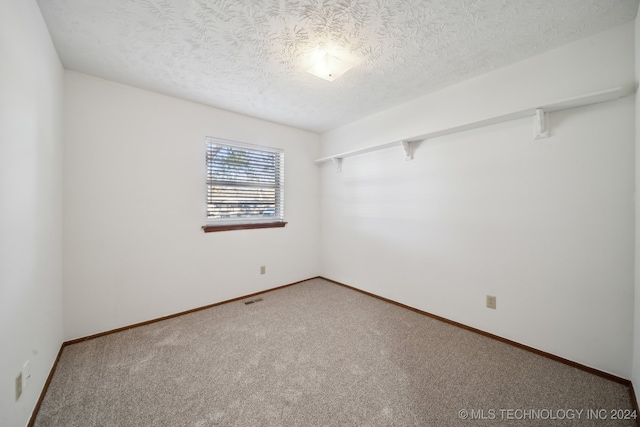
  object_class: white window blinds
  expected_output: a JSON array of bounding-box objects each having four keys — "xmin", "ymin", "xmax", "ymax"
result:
[{"xmin": 206, "ymin": 137, "xmax": 284, "ymax": 225}]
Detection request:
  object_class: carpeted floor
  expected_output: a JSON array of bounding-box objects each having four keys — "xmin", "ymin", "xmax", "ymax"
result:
[{"xmin": 34, "ymin": 278, "xmax": 636, "ymax": 426}]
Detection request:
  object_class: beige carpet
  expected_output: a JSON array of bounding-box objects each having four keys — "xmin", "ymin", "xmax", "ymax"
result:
[{"xmin": 34, "ymin": 278, "xmax": 635, "ymax": 426}]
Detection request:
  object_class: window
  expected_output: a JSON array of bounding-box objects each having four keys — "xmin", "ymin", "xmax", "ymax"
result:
[{"xmin": 202, "ymin": 137, "xmax": 286, "ymax": 232}]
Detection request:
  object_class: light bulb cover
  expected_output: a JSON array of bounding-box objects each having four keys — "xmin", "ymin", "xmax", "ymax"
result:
[{"xmin": 307, "ymin": 53, "xmax": 354, "ymax": 82}]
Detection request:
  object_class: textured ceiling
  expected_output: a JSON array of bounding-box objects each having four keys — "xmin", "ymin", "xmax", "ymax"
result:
[{"xmin": 38, "ymin": 0, "xmax": 638, "ymax": 133}]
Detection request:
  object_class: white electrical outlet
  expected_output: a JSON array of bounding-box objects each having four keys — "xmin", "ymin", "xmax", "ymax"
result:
[
  {"xmin": 22, "ymin": 360, "xmax": 30, "ymax": 391},
  {"xmin": 15, "ymin": 372, "xmax": 22, "ymax": 401},
  {"xmin": 486, "ymin": 295, "xmax": 497, "ymax": 309},
  {"xmin": 260, "ymin": 266, "xmax": 266, "ymax": 275}
]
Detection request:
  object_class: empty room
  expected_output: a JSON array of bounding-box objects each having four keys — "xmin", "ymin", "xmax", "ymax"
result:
[{"xmin": 2, "ymin": 0, "xmax": 640, "ymax": 425}]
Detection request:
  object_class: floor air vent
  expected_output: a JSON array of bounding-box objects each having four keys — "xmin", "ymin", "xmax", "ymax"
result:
[{"xmin": 244, "ymin": 298, "xmax": 263, "ymax": 305}]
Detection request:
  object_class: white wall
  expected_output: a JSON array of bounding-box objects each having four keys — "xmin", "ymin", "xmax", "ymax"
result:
[
  {"xmin": 320, "ymin": 23, "xmax": 635, "ymax": 378},
  {"xmin": 633, "ymin": 9, "xmax": 640, "ymax": 407},
  {"xmin": 63, "ymin": 71, "xmax": 320, "ymax": 340},
  {"xmin": 0, "ymin": 1, "xmax": 64, "ymax": 426}
]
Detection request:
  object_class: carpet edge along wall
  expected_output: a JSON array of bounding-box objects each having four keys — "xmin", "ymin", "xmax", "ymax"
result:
[{"xmin": 27, "ymin": 276, "xmax": 640, "ymax": 427}]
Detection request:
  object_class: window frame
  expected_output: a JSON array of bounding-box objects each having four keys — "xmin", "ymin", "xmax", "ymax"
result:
[{"xmin": 202, "ymin": 137, "xmax": 286, "ymax": 233}]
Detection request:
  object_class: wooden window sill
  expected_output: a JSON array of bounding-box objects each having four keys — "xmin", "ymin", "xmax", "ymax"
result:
[{"xmin": 202, "ymin": 222, "xmax": 287, "ymax": 233}]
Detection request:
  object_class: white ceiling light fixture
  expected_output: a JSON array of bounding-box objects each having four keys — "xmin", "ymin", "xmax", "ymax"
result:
[{"xmin": 306, "ymin": 52, "xmax": 355, "ymax": 82}]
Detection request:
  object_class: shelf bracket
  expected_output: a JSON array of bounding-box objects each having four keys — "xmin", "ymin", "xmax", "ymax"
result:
[
  {"xmin": 401, "ymin": 140, "xmax": 415, "ymax": 161},
  {"xmin": 534, "ymin": 108, "xmax": 550, "ymax": 139},
  {"xmin": 331, "ymin": 157, "xmax": 343, "ymax": 172}
]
